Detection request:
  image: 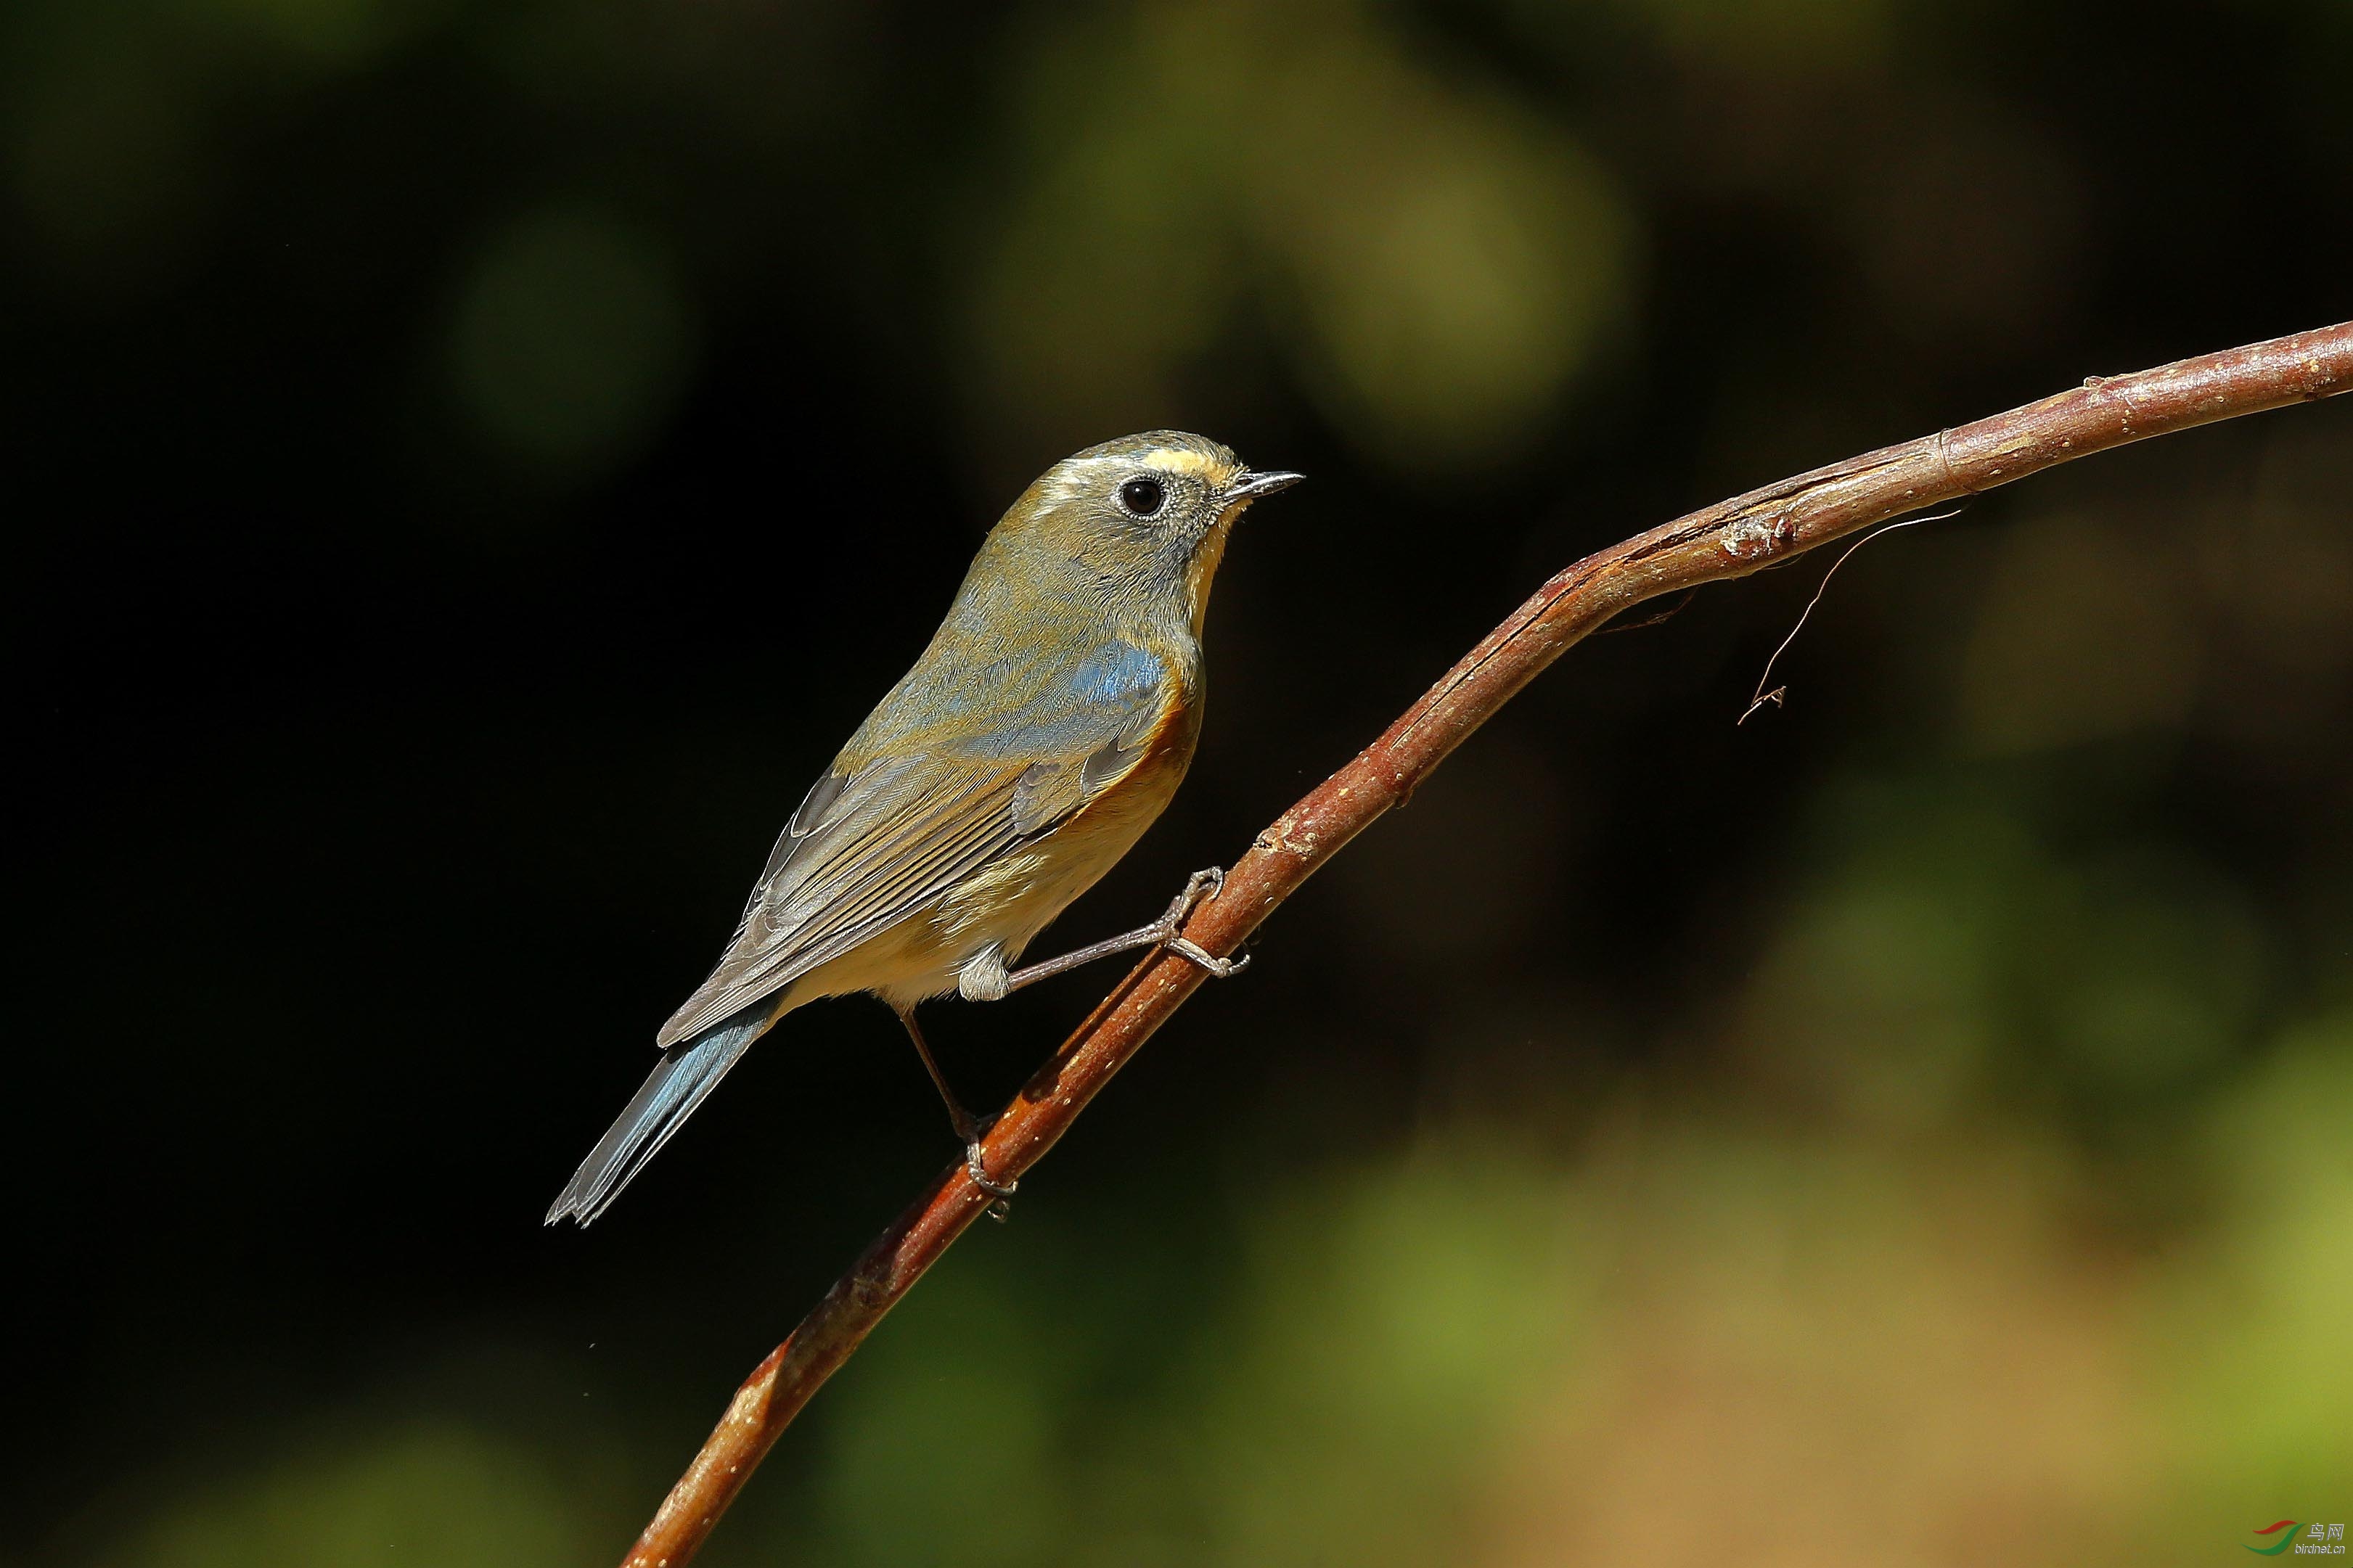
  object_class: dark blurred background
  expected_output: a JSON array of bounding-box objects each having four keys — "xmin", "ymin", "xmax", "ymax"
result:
[{"xmin": 7, "ymin": 1, "xmax": 2350, "ymax": 1563}]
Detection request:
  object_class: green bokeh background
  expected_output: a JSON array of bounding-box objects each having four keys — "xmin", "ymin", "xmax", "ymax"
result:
[{"xmin": 7, "ymin": 0, "xmax": 2349, "ymax": 1563}]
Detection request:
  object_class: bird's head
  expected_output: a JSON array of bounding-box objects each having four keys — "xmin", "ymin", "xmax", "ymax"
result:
[{"xmin": 997, "ymin": 431, "xmax": 1301, "ymax": 635}]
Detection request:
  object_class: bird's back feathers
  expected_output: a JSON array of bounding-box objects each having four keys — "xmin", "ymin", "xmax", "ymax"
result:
[{"xmin": 655, "ymin": 637, "xmax": 1186, "ymax": 1047}]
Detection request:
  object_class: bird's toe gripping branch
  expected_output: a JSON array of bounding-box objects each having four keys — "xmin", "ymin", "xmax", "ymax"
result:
[{"xmin": 1157, "ymin": 866, "xmax": 1250, "ymax": 979}]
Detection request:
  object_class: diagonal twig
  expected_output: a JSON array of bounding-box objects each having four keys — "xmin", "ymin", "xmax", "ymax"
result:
[{"xmin": 621, "ymin": 320, "xmax": 2353, "ymax": 1566}]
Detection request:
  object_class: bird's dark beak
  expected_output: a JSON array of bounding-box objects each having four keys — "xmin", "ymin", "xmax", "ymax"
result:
[{"xmin": 1223, "ymin": 469, "xmax": 1304, "ymax": 505}]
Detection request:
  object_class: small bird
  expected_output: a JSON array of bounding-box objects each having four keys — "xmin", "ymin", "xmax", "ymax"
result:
[{"xmin": 547, "ymin": 432, "xmax": 1301, "ymax": 1226}]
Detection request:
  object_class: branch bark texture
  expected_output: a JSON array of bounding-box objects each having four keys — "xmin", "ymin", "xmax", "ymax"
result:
[{"xmin": 623, "ymin": 320, "xmax": 2353, "ymax": 1565}]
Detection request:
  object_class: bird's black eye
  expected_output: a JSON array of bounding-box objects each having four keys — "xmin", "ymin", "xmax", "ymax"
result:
[{"xmin": 1118, "ymin": 476, "xmax": 1167, "ymax": 518}]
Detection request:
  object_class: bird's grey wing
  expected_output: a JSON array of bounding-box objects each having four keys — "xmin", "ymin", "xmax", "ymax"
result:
[{"xmin": 653, "ymin": 672, "xmax": 1169, "ymax": 1048}]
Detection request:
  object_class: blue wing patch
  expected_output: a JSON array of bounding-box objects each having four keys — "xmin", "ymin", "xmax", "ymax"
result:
[
  {"xmin": 959, "ymin": 639, "xmax": 1168, "ymax": 760},
  {"xmin": 1068, "ymin": 640, "xmax": 1166, "ymax": 707}
]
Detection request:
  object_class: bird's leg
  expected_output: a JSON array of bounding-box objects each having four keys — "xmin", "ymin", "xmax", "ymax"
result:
[
  {"xmin": 892, "ymin": 1004, "xmax": 1017, "ymax": 1215},
  {"xmin": 968, "ymin": 866, "xmax": 1249, "ymax": 1001},
  {"xmin": 920, "ymin": 868, "xmax": 1243, "ymax": 1219}
]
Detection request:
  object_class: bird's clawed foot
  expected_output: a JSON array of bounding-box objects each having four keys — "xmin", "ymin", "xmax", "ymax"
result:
[
  {"xmin": 965, "ymin": 1138, "xmax": 1018, "ymax": 1200},
  {"xmin": 954, "ymin": 1112, "xmax": 1018, "ymax": 1220},
  {"xmin": 1155, "ymin": 866, "xmax": 1249, "ymax": 979}
]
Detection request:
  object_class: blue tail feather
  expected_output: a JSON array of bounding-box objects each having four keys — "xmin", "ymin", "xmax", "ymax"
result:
[{"xmin": 544, "ymin": 1007, "xmax": 773, "ymax": 1226}]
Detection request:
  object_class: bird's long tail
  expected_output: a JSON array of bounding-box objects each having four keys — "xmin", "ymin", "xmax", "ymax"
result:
[{"xmin": 544, "ymin": 1003, "xmax": 777, "ymax": 1226}]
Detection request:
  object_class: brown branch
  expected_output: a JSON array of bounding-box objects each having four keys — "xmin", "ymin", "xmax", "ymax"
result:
[{"xmin": 621, "ymin": 321, "xmax": 2352, "ymax": 1566}]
